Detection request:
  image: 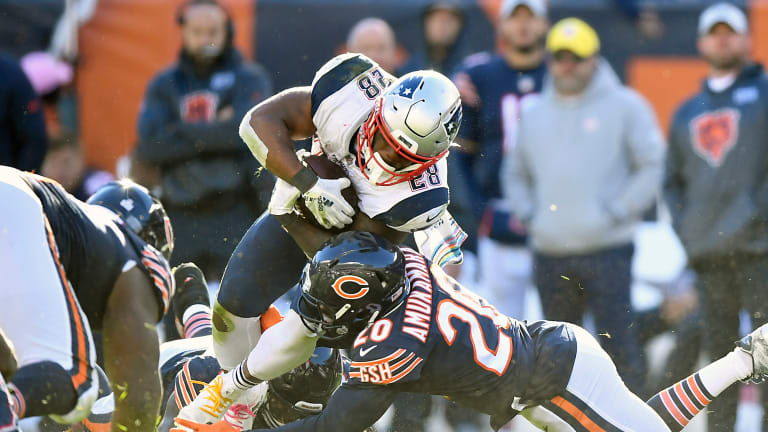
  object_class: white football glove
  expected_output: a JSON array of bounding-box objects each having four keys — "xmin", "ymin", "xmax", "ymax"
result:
[
  {"xmin": 302, "ymin": 178, "xmax": 354, "ymax": 229},
  {"xmin": 268, "ymin": 178, "xmax": 301, "ymax": 216}
]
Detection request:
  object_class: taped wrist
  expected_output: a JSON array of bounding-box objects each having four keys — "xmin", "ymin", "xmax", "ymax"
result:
[{"xmin": 289, "ymin": 166, "xmax": 319, "ymax": 194}]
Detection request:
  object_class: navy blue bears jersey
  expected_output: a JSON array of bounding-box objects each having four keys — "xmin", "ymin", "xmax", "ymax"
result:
[
  {"xmin": 257, "ymin": 248, "xmax": 577, "ymax": 432},
  {"xmin": 20, "ymin": 172, "xmax": 173, "ymax": 327},
  {"xmin": 452, "ymin": 53, "xmax": 546, "ymax": 246},
  {"xmin": 455, "ymin": 53, "xmax": 545, "ymax": 200}
]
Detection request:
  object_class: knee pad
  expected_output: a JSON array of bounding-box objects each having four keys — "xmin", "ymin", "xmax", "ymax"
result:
[{"xmin": 212, "ymin": 301, "xmax": 262, "ymax": 370}]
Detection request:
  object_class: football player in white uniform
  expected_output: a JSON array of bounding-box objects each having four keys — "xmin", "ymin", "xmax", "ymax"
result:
[{"xmin": 178, "ymin": 54, "xmax": 465, "ymax": 424}]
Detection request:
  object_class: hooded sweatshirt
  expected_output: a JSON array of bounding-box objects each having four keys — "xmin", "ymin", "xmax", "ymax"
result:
[
  {"xmin": 664, "ymin": 63, "xmax": 768, "ymax": 263},
  {"xmin": 502, "ymin": 59, "xmax": 665, "ymax": 255}
]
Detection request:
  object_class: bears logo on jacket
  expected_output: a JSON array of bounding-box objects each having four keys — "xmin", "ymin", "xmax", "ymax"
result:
[{"xmin": 690, "ymin": 109, "xmax": 740, "ymax": 167}]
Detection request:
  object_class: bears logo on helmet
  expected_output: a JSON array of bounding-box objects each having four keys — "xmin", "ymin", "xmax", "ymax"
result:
[
  {"xmin": 332, "ymin": 276, "xmax": 370, "ymax": 300},
  {"xmin": 294, "ymin": 232, "xmax": 409, "ymax": 347}
]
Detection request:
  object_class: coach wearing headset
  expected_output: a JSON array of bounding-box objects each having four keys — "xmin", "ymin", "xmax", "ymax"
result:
[{"xmin": 136, "ymin": 0, "xmax": 274, "ymax": 292}]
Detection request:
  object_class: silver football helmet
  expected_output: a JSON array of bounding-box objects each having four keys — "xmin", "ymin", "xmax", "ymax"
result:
[{"xmin": 357, "ymin": 70, "xmax": 462, "ymax": 186}]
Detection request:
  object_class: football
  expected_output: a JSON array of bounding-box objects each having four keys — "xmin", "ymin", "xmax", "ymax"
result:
[{"xmin": 295, "ymin": 153, "xmax": 359, "ymax": 232}]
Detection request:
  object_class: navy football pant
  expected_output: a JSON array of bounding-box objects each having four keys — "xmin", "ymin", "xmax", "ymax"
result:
[
  {"xmin": 217, "ymin": 212, "xmax": 307, "ymax": 318},
  {"xmin": 212, "ymin": 212, "xmax": 308, "ymax": 368}
]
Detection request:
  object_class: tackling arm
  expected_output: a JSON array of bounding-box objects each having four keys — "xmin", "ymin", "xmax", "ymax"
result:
[
  {"xmin": 274, "ymin": 211, "xmax": 406, "ymax": 259},
  {"xmin": 102, "ymin": 267, "xmax": 162, "ymax": 432},
  {"xmin": 251, "ymin": 385, "xmax": 396, "ymax": 432}
]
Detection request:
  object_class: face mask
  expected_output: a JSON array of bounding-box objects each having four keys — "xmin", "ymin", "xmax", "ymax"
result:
[{"xmin": 359, "ymin": 139, "xmax": 419, "ymax": 186}]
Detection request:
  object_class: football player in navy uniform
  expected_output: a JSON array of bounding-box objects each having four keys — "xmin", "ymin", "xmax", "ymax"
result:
[
  {"xmin": 0, "ymin": 167, "xmax": 174, "ymax": 432},
  {"xmin": 73, "ymin": 269, "xmax": 343, "ymax": 432},
  {"xmin": 178, "ymin": 231, "xmax": 768, "ymax": 432},
  {"xmin": 186, "ymin": 53, "xmax": 466, "ymax": 422}
]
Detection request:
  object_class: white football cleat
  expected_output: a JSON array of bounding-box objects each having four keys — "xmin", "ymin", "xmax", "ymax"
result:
[
  {"xmin": 737, "ymin": 322, "xmax": 768, "ymax": 384},
  {"xmin": 222, "ymin": 383, "xmax": 268, "ymax": 429},
  {"xmin": 176, "ymin": 375, "xmax": 243, "ymax": 424}
]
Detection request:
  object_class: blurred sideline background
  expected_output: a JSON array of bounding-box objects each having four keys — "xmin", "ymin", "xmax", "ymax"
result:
[{"xmin": 4, "ymin": 0, "xmax": 768, "ymax": 174}]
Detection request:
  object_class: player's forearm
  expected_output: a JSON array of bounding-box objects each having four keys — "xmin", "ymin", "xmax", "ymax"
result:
[
  {"xmin": 102, "ymin": 272, "xmax": 163, "ymax": 432},
  {"xmin": 0, "ymin": 329, "xmax": 16, "ymax": 380},
  {"xmin": 274, "ymin": 213, "xmax": 335, "ymax": 258},
  {"xmin": 105, "ymin": 326, "xmax": 162, "ymax": 432},
  {"xmin": 349, "ymin": 212, "xmax": 407, "ymax": 245},
  {"xmin": 239, "ymin": 87, "xmax": 314, "ymax": 184},
  {"xmin": 111, "ymin": 384, "xmax": 161, "ymax": 432},
  {"xmin": 248, "ymin": 385, "xmax": 394, "ymax": 432}
]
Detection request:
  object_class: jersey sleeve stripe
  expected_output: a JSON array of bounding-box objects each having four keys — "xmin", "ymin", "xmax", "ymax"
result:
[
  {"xmin": 381, "ymin": 357, "xmax": 423, "ymax": 385},
  {"xmin": 140, "ymin": 249, "xmax": 173, "ymax": 313},
  {"xmin": 311, "ymin": 54, "xmax": 374, "ymax": 116},
  {"xmin": 182, "ymin": 362, "xmax": 198, "ymax": 399},
  {"xmin": 175, "ymin": 376, "xmax": 192, "ymax": 405},
  {"xmin": 389, "ymin": 352, "xmax": 416, "ymax": 371},
  {"xmin": 373, "ymin": 187, "xmax": 449, "ymax": 229},
  {"xmin": 350, "ymin": 349, "xmax": 406, "ymax": 367},
  {"xmin": 173, "ymin": 388, "xmax": 183, "ymax": 409},
  {"xmin": 149, "ymin": 275, "xmax": 170, "ymax": 303}
]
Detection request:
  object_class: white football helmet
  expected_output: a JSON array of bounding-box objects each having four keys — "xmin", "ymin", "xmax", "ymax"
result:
[{"xmin": 357, "ymin": 70, "xmax": 462, "ymax": 186}]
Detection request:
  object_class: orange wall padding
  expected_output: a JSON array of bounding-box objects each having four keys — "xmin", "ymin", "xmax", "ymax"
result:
[
  {"xmin": 627, "ymin": 58, "xmax": 709, "ymax": 135},
  {"xmin": 77, "ymin": 0, "xmax": 254, "ymax": 172},
  {"xmin": 750, "ymin": 0, "xmax": 768, "ymax": 65}
]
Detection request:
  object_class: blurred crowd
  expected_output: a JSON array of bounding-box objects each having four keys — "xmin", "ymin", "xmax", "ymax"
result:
[{"xmin": 2, "ymin": 0, "xmax": 767, "ymax": 430}]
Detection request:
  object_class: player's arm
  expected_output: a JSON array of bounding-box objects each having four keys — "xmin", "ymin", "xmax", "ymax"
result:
[
  {"xmin": 102, "ymin": 267, "xmax": 162, "ymax": 432},
  {"xmin": 0, "ymin": 328, "xmax": 16, "ymax": 380},
  {"xmin": 177, "ymin": 384, "xmax": 396, "ymax": 432},
  {"xmin": 275, "ymin": 212, "xmax": 406, "ymax": 258},
  {"xmin": 270, "ymin": 177, "xmax": 405, "ymax": 258},
  {"xmin": 242, "ymin": 87, "xmax": 354, "ymax": 229},
  {"xmin": 239, "ymin": 87, "xmax": 315, "ymax": 186}
]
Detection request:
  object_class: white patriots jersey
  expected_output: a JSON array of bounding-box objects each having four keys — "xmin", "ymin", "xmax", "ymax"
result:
[{"xmin": 310, "ymin": 53, "xmax": 450, "ymax": 232}]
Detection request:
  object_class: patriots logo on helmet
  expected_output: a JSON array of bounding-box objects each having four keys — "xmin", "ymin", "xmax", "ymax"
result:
[
  {"xmin": 394, "ymin": 75, "xmax": 424, "ymax": 100},
  {"xmin": 443, "ymin": 105, "xmax": 462, "ymax": 137}
]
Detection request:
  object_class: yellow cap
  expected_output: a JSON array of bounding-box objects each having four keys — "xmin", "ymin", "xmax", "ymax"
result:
[{"xmin": 546, "ymin": 18, "xmax": 600, "ymax": 58}]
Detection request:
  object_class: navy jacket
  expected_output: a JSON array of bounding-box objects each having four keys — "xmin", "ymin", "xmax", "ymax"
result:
[
  {"xmin": 136, "ymin": 48, "xmax": 273, "ymax": 208},
  {"xmin": 665, "ymin": 63, "xmax": 768, "ymax": 262},
  {"xmin": 0, "ymin": 52, "xmax": 47, "ymax": 172}
]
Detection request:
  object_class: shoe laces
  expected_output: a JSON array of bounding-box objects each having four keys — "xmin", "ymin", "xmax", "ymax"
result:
[
  {"xmin": 199, "ymin": 376, "xmax": 234, "ymax": 418},
  {"xmin": 224, "ymin": 403, "xmax": 256, "ymax": 428}
]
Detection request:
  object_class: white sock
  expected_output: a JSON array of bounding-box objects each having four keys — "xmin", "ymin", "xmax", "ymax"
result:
[{"xmin": 698, "ymin": 348, "xmax": 753, "ymax": 397}]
